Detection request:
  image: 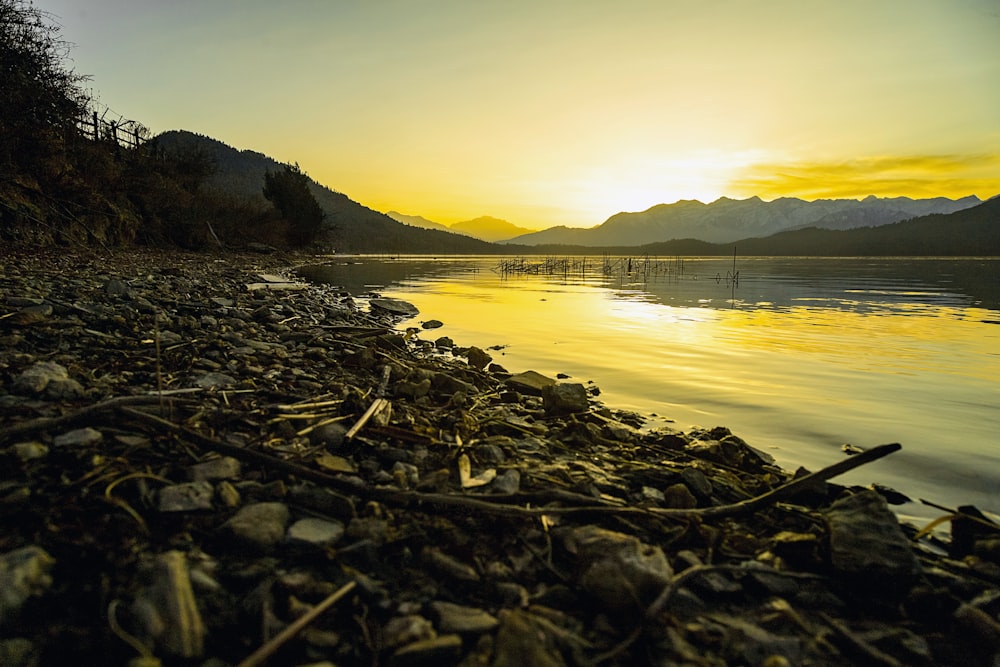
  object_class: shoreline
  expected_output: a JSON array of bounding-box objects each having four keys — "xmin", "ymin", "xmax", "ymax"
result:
[{"xmin": 2, "ymin": 247, "xmax": 1000, "ymax": 665}]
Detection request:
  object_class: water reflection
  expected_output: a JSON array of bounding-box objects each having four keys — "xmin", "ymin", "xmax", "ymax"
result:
[{"xmin": 297, "ymin": 256, "xmax": 1000, "ymax": 518}]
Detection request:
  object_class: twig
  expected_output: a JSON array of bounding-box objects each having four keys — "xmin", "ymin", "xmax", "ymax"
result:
[
  {"xmin": 344, "ymin": 398, "xmax": 390, "ymax": 440},
  {"xmin": 237, "ymin": 580, "xmax": 356, "ymax": 667},
  {"xmin": 0, "ymin": 395, "xmax": 172, "ymax": 443}
]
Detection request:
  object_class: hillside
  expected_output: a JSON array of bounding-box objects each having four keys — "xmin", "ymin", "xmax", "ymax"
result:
[
  {"xmin": 387, "ymin": 212, "xmax": 537, "ymax": 242},
  {"xmin": 507, "ymin": 195, "xmax": 982, "ymax": 246},
  {"xmin": 152, "ymin": 131, "xmax": 503, "ymax": 254}
]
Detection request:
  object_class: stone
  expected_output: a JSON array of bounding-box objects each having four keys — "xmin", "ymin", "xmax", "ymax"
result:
[
  {"xmin": 221, "ymin": 502, "xmax": 290, "ymax": 552},
  {"xmin": 369, "ymin": 298, "xmax": 419, "ymax": 317},
  {"xmin": 465, "ymin": 346, "xmax": 492, "ymax": 370},
  {"xmin": 505, "ymin": 370, "xmax": 556, "ymax": 396},
  {"xmin": 286, "ymin": 518, "xmax": 345, "ymax": 548},
  {"xmin": 159, "ymin": 481, "xmax": 215, "ymax": 512},
  {"xmin": 564, "ymin": 525, "xmax": 673, "ymax": 613},
  {"xmin": 12, "ymin": 361, "xmax": 69, "ymax": 395},
  {"xmin": 391, "ymin": 634, "xmax": 462, "ymax": 664},
  {"xmin": 104, "ymin": 278, "xmax": 131, "ymax": 296},
  {"xmin": 0, "ymin": 546, "xmax": 55, "ymax": 628},
  {"xmin": 824, "ymin": 489, "xmax": 922, "ymax": 593},
  {"xmin": 492, "ymin": 469, "xmax": 521, "ymax": 494},
  {"xmin": 434, "ymin": 336, "xmax": 455, "ymax": 349},
  {"xmin": 680, "ymin": 467, "xmax": 714, "ymax": 499},
  {"xmin": 430, "ymin": 601, "xmax": 499, "ymax": 634},
  {"xmin": 52, "ymin": 427, "xmax": 103, "ymax": 448},
  {"xmin": 542, "ymin": 382, "xmax": 590, "ymax": 415},
  {"xmin": 187, "ymin": 457, "xmax": 241, "ymax": 482},
  {"xmin": 421, "ymin": 319, "xmax": 443, "ymax": 329},
  {"xmin": 192, "ymin": 371, "xmax": 237, "ymax": 388},
  {"xmin": 382, "ymin": 614, "xmax": 437, "ymax": 650},
  {"xmin": 662, "ymin": 483, "xmax": 698, "ymax": 509},
  {"xmin": 309, "ymin": 421, "xmax": 349, "ymax": 447},
  {"xmin": 10, "ymin": 442, "xmax": 48, "ymax": 462},
  {"xmin": 492, "ymin": 609, "xmax": 567, "ymax": 667}
]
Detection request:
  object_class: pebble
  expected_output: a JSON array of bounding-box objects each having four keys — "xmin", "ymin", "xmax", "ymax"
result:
[
  {"xmin": 159, "ymin": 481, "xmax": 215, "ymax": 512},
  {"xmin": 52, "ymin": 427, "xmax": 103, "ymax": 448},
  {"xmin": 286, "ymin": 518, "xmax": 345, "ymax": 548},
  {"xmin": 430, "ymin": 601, "xmax": 499, "ymax": 634},
  {"xmin": 221, "ymin": 502, "xmax": 291, "ymax": 552},
  {"xmin": 0, "ymin": 546, "xmax": 55, "ymax": 628},
  {"xmin": 187, "ymin": 456, "xmax": 242, "ymax": 482}
]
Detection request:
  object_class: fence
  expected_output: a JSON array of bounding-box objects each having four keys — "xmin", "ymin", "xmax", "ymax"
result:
[{"xmin": 75, "ymin": 102, "xmax": 148, "ymax": 150}]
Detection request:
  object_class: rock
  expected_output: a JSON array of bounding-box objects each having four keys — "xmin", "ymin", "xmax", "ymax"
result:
[
  {"xmin": 492, "ymin": 609, "xmax": 567, "ymax": 667},
  {"xmin": 159, "ymin": 481, "xmax": 215, "ymax": 512},
  {"xmin": 662, "ymin": 483, "xmax": 698, "ymax": 509},
  {"xmin": 422, "ymin": 547, "xmax": 480, "ymax": 582},
  {"xmin": 421, "ymin": 319, "xmax": 443, "ymax": 329},
  {"xmin": 187, "ymin": 457, "xmax": 241, "ymax": 482},
  {"xmin": 564, "ymin": 525, "xmax": 673, "ymax": 613},
  {"xmin": 52, "ymin": 427, "xmax": 103, "ymax": 448},
  {"xmin": 221, "ymin": 502, "xmax": 290, "ymax": 552},
  {"xmin": 434, "ymin": 336, "xmax": 455, "ymax": 349},
  {"xmin": 492, "ymin": 469, "xmax": 521, "ymax": 494},
  {"xmin": 824, "ymin": 489, "xmax": 922, "ymax": 593},
  {"xmin": 542, "ymin": 383, "xmax": 589, "ymax": 414},
  {"xmin": 0, "ymin": 546, "xmax": 55, "ymax": 628},
  {"xmin": 286, "ymin": 518, "xmax": 345, "ymax": 548},
  {"xmin": 429, "ymin": 601, "xmax": 499, "ymax": 634},
  {"xmin": 309, "ymin": 421, "xmax": 349, "ymax": 447},
  {"xmin": 12, "ymin": 361, "xmax": 70, "ymax": 395},
  {"xmin": 0, "ymin": 638, "xmax": 38, "ymax": 667},
  {"xmin": 104, "ymin": 278, "xmax": 131, "ymax": 296},
  {"xmin": 383, "ymin": 614, "xmax": 437, "ymax": 650},
  {"xmin": 369, "ymin": 298, "xmax": 419, "ymax": 317},
  {"xmin": 506, "ymin": 370, "xmax": 556, "ymax": 396},
  {"xmin": 465, "ymin": 346, "xmax": 492, "ymax": 370},
  {"xmin": 680, "ymin": 467, "xmax": 714, "ymax": 499},
  {"xmin": 10, "ymin": 442, "xmax": 48, "ymax": 462},
  {"xmin": 192, "ymin": 371, "xmax": 237, "ymax": 388}
]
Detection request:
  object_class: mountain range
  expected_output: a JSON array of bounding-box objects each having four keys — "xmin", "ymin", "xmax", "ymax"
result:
[
  {"xmin": 386, "ymin": 212, "xmax": 537, "ymax": 242},
  {"xmin": 504, "ymin": 195, "xmax": 982, "ymax": 246},
  {"xmin": 153, "ymin": 129, "xmax": 996, "ymax": 256}
]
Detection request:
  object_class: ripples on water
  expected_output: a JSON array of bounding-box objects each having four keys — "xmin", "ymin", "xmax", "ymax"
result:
[{"xmin": 298, "ymin": 256, "xmax": 1000, "ymax": 521}]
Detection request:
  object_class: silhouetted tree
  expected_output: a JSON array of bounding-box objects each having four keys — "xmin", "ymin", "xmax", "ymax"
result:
[
  {"xmin": 263, "ymin": 163, "xmax": 325, "ymax": 246},
  {"xmin": 0, "ymin": 0, "xmax": 89, "ymax": 172}
]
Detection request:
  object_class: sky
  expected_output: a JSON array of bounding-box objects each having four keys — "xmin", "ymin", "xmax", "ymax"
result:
[{"xmin": 40, "ymin": 0, "xmax": 1000, "ymax": 229}]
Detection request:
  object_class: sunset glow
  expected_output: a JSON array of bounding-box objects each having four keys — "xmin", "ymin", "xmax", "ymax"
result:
[{"xmin": 42, "ymin": 0, "xmax": 1000, "ymax": 229}]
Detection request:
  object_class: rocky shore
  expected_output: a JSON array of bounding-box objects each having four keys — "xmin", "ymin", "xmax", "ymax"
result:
[{"xmin": 2, "ymin": 247, "xmax": 1000, "ymax": 666}]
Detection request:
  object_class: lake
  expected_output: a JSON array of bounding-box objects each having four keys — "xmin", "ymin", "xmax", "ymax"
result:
[{"xmin": 297, "ymin": 255, "xmax": 1000, "ymax": 524}]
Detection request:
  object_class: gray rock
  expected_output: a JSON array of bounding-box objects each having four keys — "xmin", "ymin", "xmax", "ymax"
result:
[
  {"xmin": 52, "ymin": 427, "xmax": 103, "ymax": 448},
  {"xmin": 187, "ymin": 457, "xmax": 242, "ymax": 482},
  {"xmin": 824, "ymin": 489, "xmax": 922, "ymax": 593},
  {"xmin": 505, "ymin": 370, "xmax": 556, "ymax": 396},
  {"xmin": 221, "ymin": 502, "xmax": 290, "ymax": 552},
  {"xmin": 421, "ymin": 319, "xmax": 443, "ymax": 329},
  {"xmin": 309, "ymin": 421, "xmax": 349, "ymax": 447},
  {"xmin": 430, "ymin": 601, "xmax": 499, "ymax": 634},
  {"xmin": 565, "ymin": 525, "xmax": 673, "ymax": 613},
  {"xmin": 680, "ymin": 467, "xmax": 714, "ymax": 499},
  {"xmin": 12, "ymin": 361, "xmax": 69, "ymax": 395},
  {"xmin": 0, "ymin": 546, "xmax": 55, "ymax": 628},
  {"xmin": 434, "ymin": 336, "xmax": 455, "ymax": 349},
  {"xmin": 542, "ymin": 382, "xmax": 589, "ymax": 414},
  {"xmin": 159, "ymin": 481, "xmax": 215, "ymax": 512},
  {"xmin": 44, "ymin": 376, "xmax": 85, "ymax": 400},
  {"xmin": 492, "ymin": 469, "xmax": 521, "ymax": 494},
  {"xmin": 369, "ymin": 298, "xmax": 419, "ymax": 317},
  {"xmin": 382, "ymin": 614, "xmax": 437, "ymax": 650},
  {"xmin": 192, "ymin": 372, "xmax": 237, "ymax": 388},
  {"xmin": 286, "ymin": 518, "xmax": 345, "ymax": 548}
]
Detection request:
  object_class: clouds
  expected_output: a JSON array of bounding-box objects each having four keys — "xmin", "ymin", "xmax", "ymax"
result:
[{"xmin": 731, "ymin": 154, "xmax": 1000, "ymax": 200}]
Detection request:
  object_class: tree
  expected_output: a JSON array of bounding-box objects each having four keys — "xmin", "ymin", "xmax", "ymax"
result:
[
  {"xmin": 0, "ymin": 0, "xmax": 89, "ymax": 172},
  {"xmin": 262, "ymin": 163, "xmax": 325, "ymax": 246}
]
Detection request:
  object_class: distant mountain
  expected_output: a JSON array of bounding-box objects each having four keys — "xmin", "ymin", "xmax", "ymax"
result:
[
  {"xmin": 507, "ymin": 195, "xmax": 982, "ymax": 246},
  {"xmin": 152, "ymin": 131, "xmax": 502, "ymax": 254},
  {"xmin": 633, "ymin": 196, "xmax": 1000, "ymax": 257},
  {"xmin": 386, "ymin": 211, "xmax": 451, "ymax": 233},
  {"xmin": 450, "ymin": 216, "xmax": 537, "ymax": 242},
  {"xmin": 386, "ymin": 212, "xmax": 536, "ymax": 242}
]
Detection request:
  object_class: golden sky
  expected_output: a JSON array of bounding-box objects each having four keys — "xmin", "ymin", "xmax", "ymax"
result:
[{"xmin": 44, "ymin": 0, "xmax": 1000, "ymax": 229}]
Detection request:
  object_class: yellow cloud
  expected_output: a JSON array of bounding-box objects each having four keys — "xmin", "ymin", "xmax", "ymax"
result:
[{"xmin": 730, "ymin": 154, "xmax": 1000, "ymax": 200}]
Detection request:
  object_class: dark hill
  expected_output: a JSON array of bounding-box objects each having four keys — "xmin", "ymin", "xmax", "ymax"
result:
[{"xmin": 152, "ymin": 131, "xmax": 502, "ymax": 254}]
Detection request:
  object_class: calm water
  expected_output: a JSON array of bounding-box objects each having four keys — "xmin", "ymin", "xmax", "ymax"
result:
[{"xmin": 297, "ymin": 256, "xmax": 1000, "ymax": 523}]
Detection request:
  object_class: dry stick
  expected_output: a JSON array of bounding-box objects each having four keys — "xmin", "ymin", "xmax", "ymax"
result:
[
  {"xmin": 344, "ymin": 398, "xmax": 390, "ymax": 440},
  {"xmin": 0, "ymin": 395, "xmax": 174, "ymax": 443},
  {"xmin": 237, "ymin": 580, "xmax": 357, "ymax": 667},
  {"xmin": 118, "ymin": 407, "xmax": 902, "ymax": 522}
]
